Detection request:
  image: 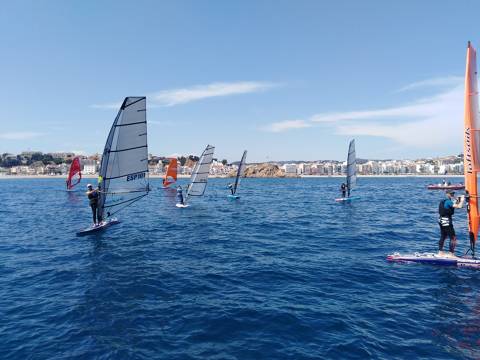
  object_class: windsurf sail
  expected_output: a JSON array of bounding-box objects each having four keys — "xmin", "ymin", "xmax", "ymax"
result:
[
  {"xmin": 464, "ymin": 41, "xmax": 480, "ymax": 255},
  {"xmin": 66, "ymin": 156, "xmax": 82, "ymax": 190},
  {"xmin": 163, "ymin": 158, "xmax": 178, "ymax": 187},
  {"xmin": 97, "ymin": 97, "xmax": 149, "ymax": 221},
  {"xmin": 346, "ymin": 139, "xmax": 356, "ymax": 196},
  {"xmin": 185, "ymin": 145, "xmax": 215, "ymax": 203},
  {"xmin": 232, "ymin": 150, "xmax": 247, "ymax": 195}
]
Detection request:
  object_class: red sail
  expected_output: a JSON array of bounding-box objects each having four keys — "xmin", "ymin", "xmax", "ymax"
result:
[
  {"xmin": 163, "ymin": 158, "xmax": 178, "ymax": 187},
  {"xmin": 66, "ymin": 157, "xmax": 82, "ymax": 190}
]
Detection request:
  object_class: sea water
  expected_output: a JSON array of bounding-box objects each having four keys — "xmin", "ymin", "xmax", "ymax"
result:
[{"xmin": 1, "ymin": 177, "xmax": 479, "ymax": 359}]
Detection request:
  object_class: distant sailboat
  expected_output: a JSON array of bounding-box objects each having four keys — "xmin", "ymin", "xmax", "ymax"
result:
[
  {"xmin": 77, "ymin": 97, "xmax": 150, "ymax": 235},
  {"xmin": 387, "ymin": 42, "xmax": 480, "ymax": 267},
  {"xmin": 176, "ymin": 145, "xmax": 215, "ymax": 208},
  {"xmin": 66, "ymin": 156, "xmax": 82, "ymax": 191},
  {"xmin": 162, "ymin": 158, "xmax": 178, "ymax": 188},
  {"xmin": 335, "ymin": 139, "xmax": 358, "ymax": 202},
  {"xmin": 228, "ymin": 150, "xmax": 247, "ymax": 200}
]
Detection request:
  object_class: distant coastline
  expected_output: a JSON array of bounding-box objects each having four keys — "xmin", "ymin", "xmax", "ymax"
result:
[{"xmin": 0, "ymin": 174, "xmax": 465, "ymax": 179}]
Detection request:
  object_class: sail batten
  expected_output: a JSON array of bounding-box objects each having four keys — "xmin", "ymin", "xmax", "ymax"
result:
[
  {"xmin": 464, "ymin": 42, "xmax": 480, "ymax": 253},
  {"xmin": 97, "ymin": 97, "xmax": 149, "ymax": 220}
]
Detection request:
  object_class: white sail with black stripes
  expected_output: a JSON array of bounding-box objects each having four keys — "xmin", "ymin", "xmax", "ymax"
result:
[
  {"xmin": 185, "ymin": 145, "xmax": 215, "ymax": 202},
  {"xmin": 97, "ymin": 97, "xmax": 149, "ymax": 220},
  {"xmin": 346, "ymin": 139, "xmax": 356, "ymax": 193},
  {"xmin": 232, "ymin": 150, "xmax": 247, "ymax": 195}
]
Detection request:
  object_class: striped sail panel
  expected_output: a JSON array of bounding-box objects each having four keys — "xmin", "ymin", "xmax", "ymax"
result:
[
  {"xmin": 346, "ymin": 139, "xmax": 356, "ymax": 191},
  {"xmin": 186, "ymin": 145, "xmax": 215, "ymax": 199},
  {"xmin": 98, "ymin": 97, "xmax": 149, "ymax": 219},
  {"xmin": 233, "ymin": 150, "xmax": 247, "ymax": 194},
  {"xmin": 464, "ymin": 42, "xmax": 480, "ymax": 250}
]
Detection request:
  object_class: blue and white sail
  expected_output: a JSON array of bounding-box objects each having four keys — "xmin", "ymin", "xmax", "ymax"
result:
[
  {"xmin": 232, "ymin": 150, "xmax": 247, "ymax": 195},
  {"xmin": 346, "ymin": 139, "xmax": 356, "ymax": 195},
  {"xmin": 97, "ymin": 97, "xmax": 149, "ymax": 220},
  {"xmin": 185, "ymin": 145, "xmax": 215, "ymax": 203}
]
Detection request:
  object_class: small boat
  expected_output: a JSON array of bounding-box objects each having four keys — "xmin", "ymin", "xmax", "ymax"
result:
[
  {"xmin": 335, "ymin": 139, "xmax": 358, "ymax": 202},
  {"xmin": 162, "ymin": 158, "xmax": 178, "ymax": 188},
  {"xmin": 228, "ymin": 150, "xmax": 247, "ymax": 200},
  {"xmin": 77, "ymin": 97, "xmax": 150, "ymax": 235},
  {"xmin": 387, "ymin": 42, "xmax": 480, "ymax": 265},
  {"xmin": 177, "ymin": 145, "xmax": 215, "ymax": 208},
  {"xmin": 426, "ymin": 183, "xmax": 465, "ymax": 190},
  {"xmin": 66, "ymin": 156, "xmax": 82, "ymax": 191}
]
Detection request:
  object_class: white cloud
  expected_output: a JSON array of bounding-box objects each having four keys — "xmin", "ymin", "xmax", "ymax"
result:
[
  {"xmin": 91, "ymin": 81, "xmax": 279, "ymax": 109},
  {"xmin": 0, "ymin": 132, "xmax": 44, "ymax": 140},
  {"xmin": 263, "ymin": 119, "xmax": 312, "ymax": 133},
  {"xmin": 151, "ymin": 81, "xmax": 278, "ymax": 107},
  {"xmin": 263, "ymin": 76, "xmax": 466, "ymax": 148},
  {"xmin": 396, "ymin": 76, "xmax": 463, "ymax": 92}
]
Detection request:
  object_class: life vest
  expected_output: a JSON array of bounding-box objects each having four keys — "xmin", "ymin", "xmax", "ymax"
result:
[{"xmin": 438, "ymin": 199, "xmax": 454, "ymax": 217}]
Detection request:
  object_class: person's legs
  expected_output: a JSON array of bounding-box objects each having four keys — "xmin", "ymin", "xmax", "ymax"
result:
[
  {"xmin": 448, "ymin": 226, "xmax": 457, "ymax": 254},
  {"xmin": 90, "ymin": 204, "xmax": 97, "ymax": 224},
  {"xmin": 439, "ymin": 225, "xmax": 447, "ymax": 251}
]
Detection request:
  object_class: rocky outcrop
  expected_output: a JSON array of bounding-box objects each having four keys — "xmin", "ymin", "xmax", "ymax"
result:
[{"xmin": 242, "ymin": 163, "xmax": 287, "ymax": 178}]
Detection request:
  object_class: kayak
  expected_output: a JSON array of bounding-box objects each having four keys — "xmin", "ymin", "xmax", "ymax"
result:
[
  {"xmin": 77, "ymin": 218, "xmax": 120, "ymax": 236},
  {"xmin": 386, "ymin": 252, "xmax": 480, "ymax": 268},
  {"xmin": 427, "ymin": 184, "xmax": 465, "ymax": 190}
]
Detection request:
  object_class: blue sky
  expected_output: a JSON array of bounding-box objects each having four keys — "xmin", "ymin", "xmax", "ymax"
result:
[{"xmin": 0, "ymin": 0, "xmax": 478, "ymax": 162}]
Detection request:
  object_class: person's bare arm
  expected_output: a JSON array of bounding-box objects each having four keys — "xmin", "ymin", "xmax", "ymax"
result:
[{"xmin": 453, "ymin": 195, "xmax": 465, "ymax": 209}]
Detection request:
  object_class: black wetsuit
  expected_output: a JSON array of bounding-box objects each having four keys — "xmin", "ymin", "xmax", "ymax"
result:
[
  {"xmin": 438, "ymin": 198, "xmax": 456, "ymax": 252},
  {"xmin": 88, "ymin": 189, "xmax": 100, "ymax": 224},
  {"xmin": 340, "ymin": 184, "xmax": 347, "ymax": 198}
]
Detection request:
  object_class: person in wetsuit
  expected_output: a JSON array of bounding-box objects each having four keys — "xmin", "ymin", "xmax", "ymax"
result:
[
  {"xmin": 86, "ymin": 184, "xmax": 100, "ymax": 226},
  {"xmin": 340, "ymin": 183, "xmax": 347, "ymax": 198},
  {"xmin": 227, "ymin": 183, "xmax": 234, "ymax": 195},
  {"xmin": 176, "ymin": 185, "xmax": 184, "ymax": 205},
  {"xmin": 438, "ymin": 190, "xmax": 465, "ymax": 254}
]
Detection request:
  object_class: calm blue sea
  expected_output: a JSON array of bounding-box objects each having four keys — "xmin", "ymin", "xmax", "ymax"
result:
[{"xmin": 1, "ymin": 177, "xmax": 480, "ymax": 359}]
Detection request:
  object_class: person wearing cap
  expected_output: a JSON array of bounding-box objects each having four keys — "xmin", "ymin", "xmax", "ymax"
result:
[
  {"xmin": 226, "ymin": 183, "xmax": 234, "ymax": 195},
  {"xmin": 438, "ymin": 190, "xmax": 465, "ymax": 254},
  {"xmin": 86, "ymin": 184, "xmax": 100, "ymax": 226}
]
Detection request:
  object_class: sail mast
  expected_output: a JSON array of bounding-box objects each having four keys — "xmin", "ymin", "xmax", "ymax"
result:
[
  {"xmin": 464, "ymin": 42, "xmax": 480, "ymax": 255},
  {"xmin": 233, "ymin": 150, "xmax": 247, "ymax": 195}
]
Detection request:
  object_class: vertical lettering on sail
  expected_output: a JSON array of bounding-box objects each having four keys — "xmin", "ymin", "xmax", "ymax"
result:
[{"xmin": 464, "ymin": 41, "xmax": 480, "ymax": 255}]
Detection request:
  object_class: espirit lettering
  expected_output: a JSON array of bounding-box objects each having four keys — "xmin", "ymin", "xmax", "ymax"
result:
[{"xmin": 126, "ymin": 172, "xmax": 146, "ymax": 181}]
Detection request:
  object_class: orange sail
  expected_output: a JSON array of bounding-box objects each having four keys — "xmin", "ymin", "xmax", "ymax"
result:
[
  {"xmin": 163, "ymin": 158, "xmax": 178, "ymax": 187},
  {"xmin": 464, "ymin": 41, "xmax": 480, "ymax": 254}
]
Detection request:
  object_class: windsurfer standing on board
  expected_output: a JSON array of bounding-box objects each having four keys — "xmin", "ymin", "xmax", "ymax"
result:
[
  {"xmin": 86, "ymin": 184, "xmax": 101, "ymax": 226},
  {"xmin": 227, "ymin": 183, "xmax": 234, "ymax": 195},
  {"xmin": 340, "ymin": 183, "xmax": 348, "ymax": 198},
  {"xmin": 438, "ymin": 190, "xmax": 465, "ymax": 254},
  {"xmin": 176, "ymin": 185, "xmax": 184, "ymax": 205}
]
